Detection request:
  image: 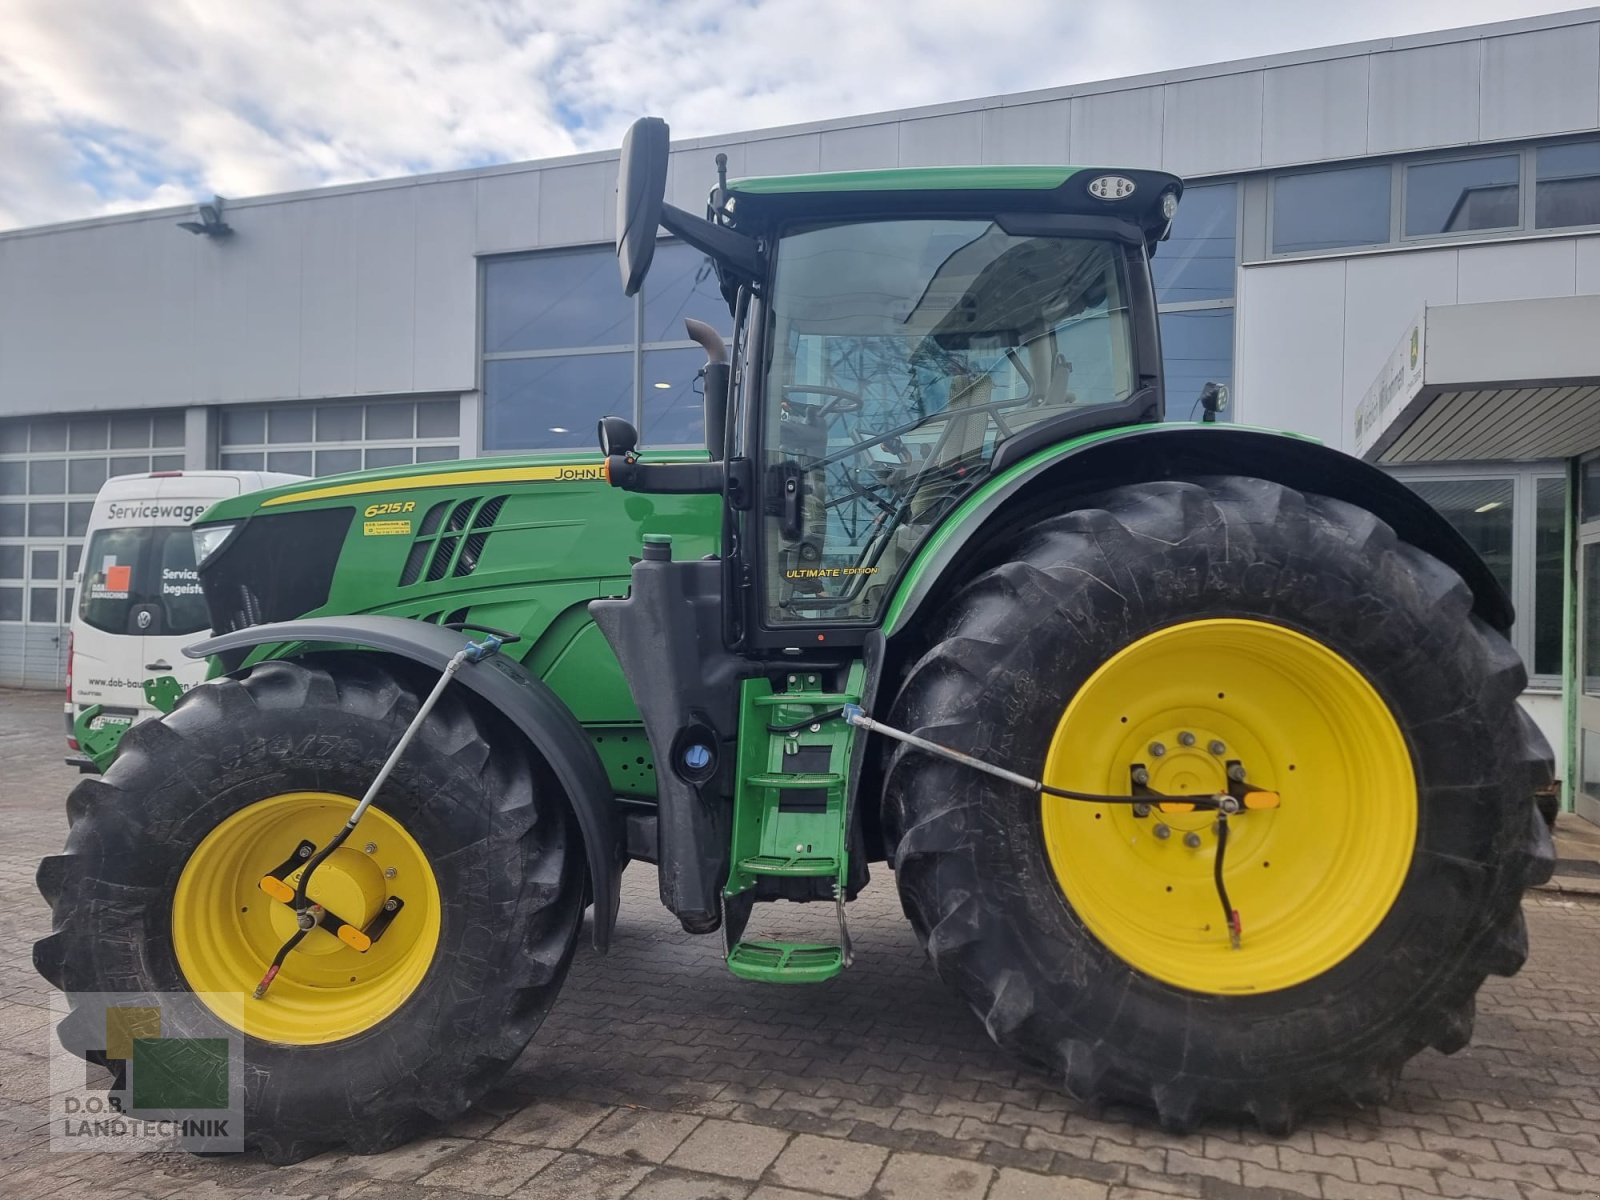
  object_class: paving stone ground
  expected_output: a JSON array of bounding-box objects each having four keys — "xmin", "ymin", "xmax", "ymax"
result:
[{"xmin": 2, "ymin": 685, "xmax": 1598, "ymax": 1199}]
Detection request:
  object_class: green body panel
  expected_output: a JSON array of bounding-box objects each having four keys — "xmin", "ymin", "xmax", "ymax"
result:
[
  {"xmin": 880, "ymin": 422, "xmax": 1315, "ymax": 636},
  {"xmin": 203, "ymin": 450, "xmax": 721, "ymax": 797},
  {"xmin": 730, "ymin": 165, "xmax": 1084, "ymax": 196}
]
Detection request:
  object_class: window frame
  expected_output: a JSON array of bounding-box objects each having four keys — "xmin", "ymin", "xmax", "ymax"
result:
[{"xmin": 1267, "ymin": 162, "xmax": 1395, "ymax": 256}]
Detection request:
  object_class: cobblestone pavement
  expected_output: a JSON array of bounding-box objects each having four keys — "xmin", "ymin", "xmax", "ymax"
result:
[{"xmin": 3, "ymin": 685, "xmax": 1598, "ymax": 1199}]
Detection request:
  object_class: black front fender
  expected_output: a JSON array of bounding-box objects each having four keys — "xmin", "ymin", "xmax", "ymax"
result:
[{"xmin": 186, "ymin": 615, "xmax": 623, "ymax": 952}]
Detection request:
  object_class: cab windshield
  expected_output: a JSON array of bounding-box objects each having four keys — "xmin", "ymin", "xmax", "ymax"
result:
[{"xmin": 762, "ymin": 218, "xmax": 1137, "ymax": 626}]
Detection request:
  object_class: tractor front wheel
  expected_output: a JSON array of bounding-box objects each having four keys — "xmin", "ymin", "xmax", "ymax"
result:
[
  {"xmin": 884, "ymin": 476, "xmax": 1553, "ymax": 1131},
  {"xmin": 35, "ymin": 654, "xmax": 584, "ymax": 1162}
]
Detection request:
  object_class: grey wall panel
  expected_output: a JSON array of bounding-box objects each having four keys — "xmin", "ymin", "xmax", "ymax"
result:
[
  {"xmin": 537, "ymin": 160, "xmax": 616, "ymax": 247},
  {"xmin": 669, "ymin": 143, "xmax": 741, "ymax": 212},
  {"xmin": 743, "ymin": 133, "xmax": 821, "ymax": 177},
  {"xmin": 898, "ymin": 112, "xmax": 983, "ymax": 166},
  {"xmin": 352, "ymin": 187, "xmax": 417, "ymax": 395},
  {"xmin": 1261, "ymin": 57, "xmax": 1370, "ymax": 166},
  {"xmin": 1577, "ymin": 238, "xmax": 1600, "ymax": 294},
  {"xmin": 1455, "ymin": 239, "xmax": 1577, "ymax": 305},
  {"xmin": 981, "ymin": 101, "xmax": 1071, "ymax": 165},
  {"xmin": 297, "ymin": 194, "xmax": 360, "ymax": 399},
  {"xmin": 1070, "ymin": 87, "xmax": 1164, "ymax": 168},
  {"xmin": 1341, "ymin": 248, "xmax": 1460, "ymax": 441},
  {"xmin": 1235, "ymin": 259, "xmax": 1347, "ymax": 446},
  {"xmin": 196, "ymin": 201, "xmax": 302, "ymax": 403},
  {"xmin": 1366, "ymin": 40, "xmax": 1481, "ymax": 154},
  {"xmin": 1479, "ymin": 26, "xmax": 1600, "ymax": 141},
  {"xmin": 818, "ymin": 123, "xmax": 898, "ymax": 172},
  {"xmin": 1162, "ymin": 72, "xmax": 1264, "ymax": 177},
  {"xmin": 412, "ymin": 181, "xmax": 478, "ymax": 393},
  {"xmin": 475, "ymin": 170, "xmax": 541, "ymax": 254}
]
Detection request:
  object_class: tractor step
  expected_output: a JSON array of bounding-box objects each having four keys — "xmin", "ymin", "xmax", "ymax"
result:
[
  {"xmin": 727, "ymin": 940, "xmax": 845, "ymax": 983},
  {"xmin": 737, "ymin": 853, "xmax": 840, "ymax": 877},
  {"xmin": 751, "ymin": 692, "xmax": 857, "ymax": 710}
]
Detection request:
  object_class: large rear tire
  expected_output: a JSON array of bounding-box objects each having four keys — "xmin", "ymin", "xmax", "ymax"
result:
[
  {"xmin": 883, "ymin": 476, "xmax": 1554, "ymax": 1131},
  {"xmin": 34, "ymin": 654, "xmax": 584, "ymax": 1162}
]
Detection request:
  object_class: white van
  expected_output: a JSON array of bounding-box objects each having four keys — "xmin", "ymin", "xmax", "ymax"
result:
[{"xmin": 67, "ymin": 470, "xmax": 302, "ymax": 769}]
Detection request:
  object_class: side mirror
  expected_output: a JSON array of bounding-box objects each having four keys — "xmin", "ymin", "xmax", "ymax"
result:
[
  {"xmin": 597, "ymin": 415, "xmax": 640, "ymax": 458},
  {"xmin": 616, "ymin": 117, "xmax": 670, "ymax": 297}
]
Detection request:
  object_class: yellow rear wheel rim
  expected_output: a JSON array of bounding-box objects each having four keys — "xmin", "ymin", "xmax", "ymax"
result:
[
  {"xmin": 1042, "ymin": 619, "xmax": 1416, "ymax": 995},
  {"xmin": 173, "ymin": 792, "xmax": 441, "ymax": 1045}
]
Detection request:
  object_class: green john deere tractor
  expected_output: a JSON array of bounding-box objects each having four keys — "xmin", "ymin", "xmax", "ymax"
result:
[{"xmin": 36, "ymin": 117, "xmax": 1554, "ymax": 1159}]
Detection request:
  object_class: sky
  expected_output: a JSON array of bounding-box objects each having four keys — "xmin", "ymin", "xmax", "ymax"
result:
[{"xmin": 0, "ymin": 0, "xmax": 1588, "ymax": 232}]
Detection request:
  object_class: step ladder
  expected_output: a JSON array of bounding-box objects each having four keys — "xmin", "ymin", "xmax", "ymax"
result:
[{"xmin": 723, "ymin": 667, "xmax": 863, "ymax": 984}]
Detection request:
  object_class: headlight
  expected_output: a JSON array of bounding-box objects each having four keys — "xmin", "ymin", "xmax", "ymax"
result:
[
  {"xmin": 192, "ymin": 522, "xmax": 239, "ymax": 567},
  {"xmin": 1161, "ymin": 189, "xmax": 1180, "ymax": 221}
]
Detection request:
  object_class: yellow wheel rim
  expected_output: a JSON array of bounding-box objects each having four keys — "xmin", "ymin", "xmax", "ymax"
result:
[
  {"xmin": 1041, "ymin": 619, "xmax": 1416, "ymax": 994},
  {"xmin": 173, "ymin": 792, "xmax": 441, "ymax": 1045}
]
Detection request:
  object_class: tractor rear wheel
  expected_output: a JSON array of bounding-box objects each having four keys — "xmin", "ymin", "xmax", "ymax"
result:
[
  {"xmin": 883, "ymin": 476, "xmax": 1554, "ymax": 1131},
  {"xmin": 34, "ymin": 654, "xmax": 584, "ymax": 1162}
]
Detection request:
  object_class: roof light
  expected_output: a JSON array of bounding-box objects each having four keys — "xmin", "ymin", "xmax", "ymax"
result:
[{"xmin": 653, "ymin": 382, "xmax": 672, "ymax": 389}]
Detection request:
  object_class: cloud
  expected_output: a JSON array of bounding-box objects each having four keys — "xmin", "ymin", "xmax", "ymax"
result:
[{"xmin": 0, "ymin": 0, "xmax": 1581, "ymax": 231}]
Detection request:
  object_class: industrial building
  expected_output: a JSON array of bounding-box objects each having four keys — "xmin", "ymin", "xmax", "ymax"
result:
[{"xmin": 2, "ymin": 8, "xmax": 1598, "ymax": 822}]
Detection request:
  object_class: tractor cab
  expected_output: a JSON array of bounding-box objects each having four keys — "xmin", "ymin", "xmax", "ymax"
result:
[{"xmin": 602, "ymin": 117, "xmax": 1182, "ymax": 651}]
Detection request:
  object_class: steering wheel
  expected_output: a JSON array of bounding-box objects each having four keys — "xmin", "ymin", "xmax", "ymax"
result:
[{"xmin": 781, "ymin": 383, "xmax": 863, "ymax": 420}]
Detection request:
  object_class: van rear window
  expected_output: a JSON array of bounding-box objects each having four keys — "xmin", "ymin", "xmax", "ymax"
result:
[{"xmin": 79, "ymin": 527, "xmax": 209, "ymax": 636}]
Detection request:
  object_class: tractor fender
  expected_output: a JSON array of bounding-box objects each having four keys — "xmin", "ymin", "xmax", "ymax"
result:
[
  {"xmin": 186, "ymin": 615, "xmax": 623, "ymax": 952},
  {"xmin": 883, "ymin": 424, "xmax": 1513, "ymax": 638}
]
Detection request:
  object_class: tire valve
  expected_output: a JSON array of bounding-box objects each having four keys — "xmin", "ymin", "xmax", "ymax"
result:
[{"xmin": 1228, "ymin": 910, "xmax": 1242, "ymax": 951}]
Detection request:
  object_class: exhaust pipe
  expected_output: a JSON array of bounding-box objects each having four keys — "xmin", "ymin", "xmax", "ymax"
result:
[{"xmin": 685, "ymin": 318, "xmax": 729, "ymax": 460}]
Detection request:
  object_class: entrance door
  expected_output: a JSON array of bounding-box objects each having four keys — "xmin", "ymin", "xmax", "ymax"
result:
[{"xmin": 1576, "ymin": 457, "xmax": 1600, "ymax": 826}]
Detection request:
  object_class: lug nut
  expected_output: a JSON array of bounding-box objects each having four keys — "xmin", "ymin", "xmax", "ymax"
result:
[
  {"xmin": 1178, "ymin": 731, "xmax": 1196, "ymax": 747},
  {"xmin": 297, "ymin": 845, "xmax": 312, "ymax": 858},
  {"xmin": 1149, "ymin": 742, "xmax": 1166, "ymax": 758},
  {"xmin": 1227, "ymin": 763, "xmax": 1247, "ymax": 782},
  {"xmin": 1131, "ymin": 765, "xmax": 1150, "ymax": 785},
  {"xmin": 1132, "ymin": 802, "xmax": 1151, "ymax": 818},
  {"xmin": 1209, "ymin": 740, "xmax": 1226, "ymax": 756},
  {"xmin": 363, "ymin": 842, "xmax": 377, "ymax": 855},
  {"xmin": 1183, "ymin": 831, "xmax": 1203, "ymax": 849},
  {"xmin": 1153, "ymin": 823, "xmax": 1171, "ymax": 840},
  {"xmin": 384, "ymin": 866, "xmax": 398, "ymax": 879},
  {"xmin": 383, "ymin": 897, "xmax": 399, "ymax": 912}
]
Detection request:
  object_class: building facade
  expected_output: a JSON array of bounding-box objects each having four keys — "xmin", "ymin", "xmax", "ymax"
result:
[{"xmin": 3, "ymin": 9, "xmax": 1598, "ymax": 818}]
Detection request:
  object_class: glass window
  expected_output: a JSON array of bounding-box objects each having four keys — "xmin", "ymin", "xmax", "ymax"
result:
[
  {"xmin": 152, "ymin": 409, "xmax": 185, "ymax": 448},
  {"xmin": 267, "ymin": 450, "xmax": 313, "ymax": 476},
  {"xmin": 0, "ymin": 504, "xmax": 22, "ymax": 537},
  {"xmin": 30, "ymin": 586, "xmax": 57, "ymax": 623},
  {"xmin": 1534, "ymin": 477, "xmax": 1565, "ymax": 678},
  {"xmin": 1536, "ymin": 140, "xmax": 1600, "ymax": 230},
  {"xmin": 315, "ymin": 405, "xmax": 363, "ymax": 442},
  {"xmin": 1587, "ymin": 543, "xmax": 1600, "ymax": 697},
  {"xmin": 151, "ymin": 454, "xmax": 184, "ymax": 472},
  {"xmin": 364, "ymin": 447, "xmax": 413, "ymax": 469},
  {"xmin": 1583, "ymin": 728, "xmax": 1600, "ymax": 799},
  {"xmin": 1153, "ymin": 183, "xmax": 1237, "ymax": 303},
  {"xmin": 0, "ymin": 461, "xmax": 24, "ymax": 494},
  {"xmin": 760, "ymin": 220, "xmax": 1137, "ymax": 626},
  {"xmin": 642, "ymin": 346, "xmax": 710, "ymax": 447},
  {"xmin": 415, "ymin": 445, "xmax": 458, "ymax": 463},
  {"xmin": 109, "ymin": 456, "xmax": 150, "ymax": 477},
  {"xmin": 68, "ymin": 458, "xmax": 108, "ymax": 495},
  {"xmin": 0, "ymin": 424, "xmax": 24, "ymax": 454},
  {"xmin": 28, "ymin": 502, "xmax": 65, "ymax": 537},
  {"xmin": 484, "ymin": 249, "xmax": 634, "ymax": 352},
  {"xmin": 109, "ymin": 413, "xmax": 151, "ymax": 450},
  {"xmin": 416, "ymin": 399, "xmax": 459, "ymax": 439},
  {"xmin": 221, "ymin": 408, "xmax": 266, "ymax": 445},
  {"xmin": 1405, "ymin": 156, "xmax": 1519, "ymax": 237},
  {"xmin": 69, "ymin": 417, "xmax": 108, "ymax": 450},
  {"xmin": 365, "ymin": 402, "xmax": 414, "ymax": 441},
  {"xmin": 0, "ymin": 587, "xmax": 20, "ymax": 621},
  {"xmin": 1161, "ymin": 309, "xmax": 1234, "ymax": 421},
  {"xmin": 68, "ymin": 501, "xmax": 92, "ymax": 537},
  {"xmin": 484, "ymin": 353, "xmax": 634, "ymax": 452},
  {"xmin": 219, "ymin": 451, "xmax": 264, "ymax": 471},
  {"xmin": 314, "ymin": 449, "xmax": 362, "ymax": 476},
  {"xmin": 0, "ymin": 546, "xmax": 21, "ymax": 578},
  {"xmin": 66, "ymin": 544, "xmax": 81, "ymax": 575},
  {"xmin": 1404, "ymin": 478, "xmax": 1515, "ymax": 597},
  {"xmin": 642, "ymin": 242, "xmax": 733, "ymax": 342},
  {"xmin": 31, "ymin": 419, "xmax": 67, "ymax": 452},
  {"xmin": 28, "ymin": 459, "xmax": 65, "ymax": 494},
  {"xmin": 1273, "ymin": 165, "xmax": 1391, "ymax": 253},
  {"xmin": 31, "ymin": 549, "xmax": 59, "ymax": 580},
  {"xmin": 268, "ymin": 408, "xmax": 314, "ymax": 443},
  {"xmin": 78, "ymin": 526, "xmax": 209, "ymax": 636}
]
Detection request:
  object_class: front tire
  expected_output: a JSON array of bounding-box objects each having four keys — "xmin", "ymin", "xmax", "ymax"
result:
[
  {"xmin": 883, "ymin": 476, "xmax": 1554, "ymax": 1131},
  {"xmin": 35, "ymin": 654, "xmax": 584, "ymax": 1162}
]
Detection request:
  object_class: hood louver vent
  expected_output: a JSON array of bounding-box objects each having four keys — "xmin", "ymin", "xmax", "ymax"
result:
[{"xmin": 397, "ymin": 495, "xmax": 510, "ymax": 586}]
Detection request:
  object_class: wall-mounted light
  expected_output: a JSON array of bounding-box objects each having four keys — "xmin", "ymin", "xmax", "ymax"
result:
[{"xmin": 177, "ymin": 195, "xmax": 234, "ymax": 237}]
